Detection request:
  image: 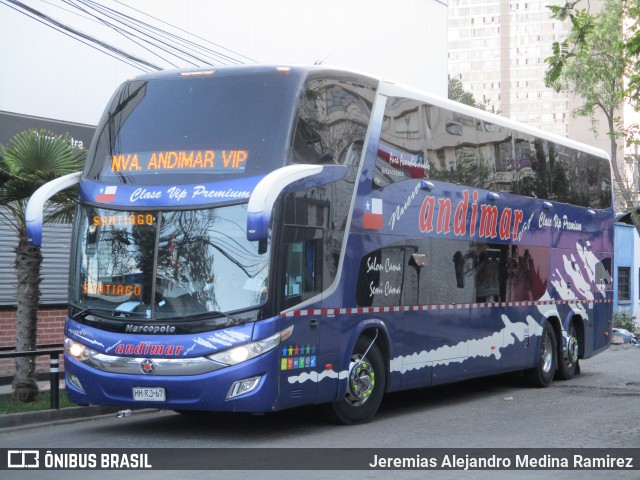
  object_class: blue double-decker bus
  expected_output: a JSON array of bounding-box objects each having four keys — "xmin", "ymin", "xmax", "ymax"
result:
[{"xmin": 27, "ymin": 65, "xmax": 613, "ymax": 423}]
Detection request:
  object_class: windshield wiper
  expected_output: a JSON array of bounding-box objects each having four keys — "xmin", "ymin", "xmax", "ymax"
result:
[
  {"xmin": 167, "ymin": 310, "xmax": 245, "ymax": 324},
  {"xmin": 71, "ymin": 306, "xmax": 150, "ymax": 321},
  {"xmin": 209, "ymin": 310, "xmax": 243, "ymax": 323},
  {"xmin": 71, "ymin": 304, "xmax": 241, "ymax": 323},
  {"xmin": 72, "ymin": 307, "xmax": 113, "ymax": 320}
]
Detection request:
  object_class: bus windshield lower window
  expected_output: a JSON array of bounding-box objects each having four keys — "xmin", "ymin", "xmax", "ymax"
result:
[{"xmin": 71, "ymin": 203, "xmax": 269, "ymax": 320}]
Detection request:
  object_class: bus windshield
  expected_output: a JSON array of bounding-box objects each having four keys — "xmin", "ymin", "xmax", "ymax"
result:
[
  {"xmin": 71, "ymin": 203, "xmax": 269, "ymax": 320},
  {"xmin": 85, "ymin": 70, "xmax": 301, "ymax": 184}
]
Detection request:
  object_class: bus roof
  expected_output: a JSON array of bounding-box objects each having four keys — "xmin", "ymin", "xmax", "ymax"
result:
[
  {"xmin": 377, "ymin": 79, "xmax": 610, "ymax": 161},
  {"xmin": 128, "ymin": 64, "xmax": 609, "ymax": 161},
  {"xmin": 128, "ymin": 64, "xmax": 380, "ymax": 85}
]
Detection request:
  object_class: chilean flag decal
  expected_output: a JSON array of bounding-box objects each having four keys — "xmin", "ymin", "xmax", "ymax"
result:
[
  {"xmin": 364, "ymin": 198, "xmax": 383, "ymax": 230},
  {"xmin": 96, "ymin": 185, "xmax": 117, "ymax": 203}
]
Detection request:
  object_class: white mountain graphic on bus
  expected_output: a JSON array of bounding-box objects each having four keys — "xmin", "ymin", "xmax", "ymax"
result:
[{"xmin": 287, "ymin": 240, "xmax": 609, "ymax": 384}]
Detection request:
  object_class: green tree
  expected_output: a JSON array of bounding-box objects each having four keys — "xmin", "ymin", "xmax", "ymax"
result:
[
  {"xmin": 448, "ymin": 77, "xmax": 498, "ymax": 112},
  {"xmin": 0, "ymin": 130, "xmax": 85, "ymax": 402},
  {"xmin": 545, "ymin": 0, "xmax": 635, "ymax": 207},
  {"xmin": 448, "ymin": 77, "xmax": 480, "ymax": 107},
  {"xmin": 622, "ymin": 0, "xmax": 640, "ymax": 111}
]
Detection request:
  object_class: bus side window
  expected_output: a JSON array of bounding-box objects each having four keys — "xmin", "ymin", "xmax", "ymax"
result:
[
  {"xmin": 282, "ymin": 238, "xmax": 323, "ymax": 309},
  {"xmin": 291, "ymin": 118, "xmax": 324, "ymax": 164},
  {"xmin": 374, "ymin": 98, "xmax": 429, "ymax": 189},
  {"xmin": 284, "ymin": 242, "xmax": 304, "ymax": 299},
  {"xmin": 356, "ymin": 247, "xmax": 405, "ymax": 307}
]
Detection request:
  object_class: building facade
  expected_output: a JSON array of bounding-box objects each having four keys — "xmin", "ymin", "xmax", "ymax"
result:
[
  {"xmin": 614, "ymin": 217, "xmax": 640, "ymax": 327},
  {"xmin": 0, "ymin": 113, "xmax": 94, "ymax": 381},
  {"xmin": 448, "ymin": 1, "xmax": 615, "ymax": 152}
]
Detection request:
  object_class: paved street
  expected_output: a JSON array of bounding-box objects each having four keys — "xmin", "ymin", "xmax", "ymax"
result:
[{"xmin": 1, "ymin": 344, "xmax": 638, "ymax": 480}]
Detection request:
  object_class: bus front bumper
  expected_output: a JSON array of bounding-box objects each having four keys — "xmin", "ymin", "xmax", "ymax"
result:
[{"xmin": 63, "ymin": 349, "xmax": 280, "ymax": 413}]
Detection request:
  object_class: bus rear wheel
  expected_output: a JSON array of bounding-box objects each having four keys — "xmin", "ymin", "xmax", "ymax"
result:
[
  {"xmin": 555, "ymin": 321, "xmax": 579, "ymax": 380},
  {"xmin": 329, "ymin": 336, "xmax": 385, "ymax": 425},
  {"xmin": 524, "ymin": 321, "xmax": 557, "ymax": 387}
]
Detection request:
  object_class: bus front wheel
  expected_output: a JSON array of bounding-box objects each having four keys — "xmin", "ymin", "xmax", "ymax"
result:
[
  {"xmin": 329, "ymin": 336, "xmax": 385, "ymax": 425},
  {"xmin": 524, "ymin": 321, "xmax": 557, "ymax": 387}
]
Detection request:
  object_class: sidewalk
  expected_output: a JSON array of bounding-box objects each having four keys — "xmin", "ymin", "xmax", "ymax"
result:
[
  {"xmin": 0, "ymin": 380, "xmax": 120, "ymax": 430},
  {"xmin": 0, "ymin": 379, "xmax": 64, "ymax": 395}
]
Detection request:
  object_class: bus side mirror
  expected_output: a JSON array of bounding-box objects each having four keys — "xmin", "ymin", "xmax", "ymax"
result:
[
  {"xmin": 246, "ymin": 164, "xmax": 346, "ymax": 241},
  {"xmin": 25, "ymin": 171, "xmax": 82, "ymax": 247}
]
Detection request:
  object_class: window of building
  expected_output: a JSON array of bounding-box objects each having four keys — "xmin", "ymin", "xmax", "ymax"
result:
[{"xmin": 618, "ymin": 267, "xmax": 631, "ymax": 301}]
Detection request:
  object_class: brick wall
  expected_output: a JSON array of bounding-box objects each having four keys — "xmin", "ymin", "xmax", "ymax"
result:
[{"xmin": 0, "ymin": 306, "xmax": 67, "ymax": 382}]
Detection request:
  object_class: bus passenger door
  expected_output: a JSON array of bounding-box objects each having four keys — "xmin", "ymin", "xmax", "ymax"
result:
[{"xmin": 277, "ymin": 227, "xmax": 323, "ymax": 409}]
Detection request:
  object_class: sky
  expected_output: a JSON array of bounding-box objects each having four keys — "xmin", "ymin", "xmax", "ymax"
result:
[{"xmin": 0, "ymin": 0, "xmax": 448, "ymax": 125}]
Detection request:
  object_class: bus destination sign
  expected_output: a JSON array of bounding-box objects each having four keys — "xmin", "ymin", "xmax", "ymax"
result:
[{"xmin": 110, "ymin": 149, "xmax": 248, "ymax": 174}]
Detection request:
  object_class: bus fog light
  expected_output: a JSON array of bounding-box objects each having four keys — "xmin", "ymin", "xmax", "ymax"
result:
[
  {"xmin": 67, "ymin": 372, "xmax": 85, "ymax": 393},
  {"xmin": 227, "ymin": 376, "xmax": 261, "ymax": 399}
]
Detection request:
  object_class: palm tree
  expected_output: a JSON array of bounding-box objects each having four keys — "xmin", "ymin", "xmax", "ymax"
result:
[{"xmin": 0, "ymin": 129, "xmax": 85, "ymax": 402}]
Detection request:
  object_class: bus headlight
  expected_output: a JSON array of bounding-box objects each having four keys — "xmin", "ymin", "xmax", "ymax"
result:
[
  {"xmin": 65, "ymin": 337, "xmax": 97, "ymax": 362},
  {"xmin": 207, "ymin": 330, "xmax": 285, "ymax": 366}
]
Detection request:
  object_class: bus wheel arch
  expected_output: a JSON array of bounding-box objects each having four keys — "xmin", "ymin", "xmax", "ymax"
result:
[
  {"xmin": 329, "ymin": 327, "xmax": 388, "ymax": 424},
  {"xmin": 524, "ymin": 318, "xmax": 558, "ymax": 387},
  {"xmin": 360, "ymin": 327, "xmax": 390, "ymax": 390},
  {"xmin": 555, "ymin": 315, "xmax": 582, "ymax": 380}
]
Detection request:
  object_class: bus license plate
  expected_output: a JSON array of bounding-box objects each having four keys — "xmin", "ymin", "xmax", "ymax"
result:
[{"xmin": 132, "ymin": 387, "xmax": 166, "ymax": 402}]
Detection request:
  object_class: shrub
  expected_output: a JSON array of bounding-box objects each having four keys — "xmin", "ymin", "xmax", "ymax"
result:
[{"xmin": 613, "ymin": 313, "xmax": 637, "ymax": 333}]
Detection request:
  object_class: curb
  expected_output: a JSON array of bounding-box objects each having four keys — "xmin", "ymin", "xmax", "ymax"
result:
[{"xmin": 0, "ymin": 406, "xmax": 121, "ymax": 430}]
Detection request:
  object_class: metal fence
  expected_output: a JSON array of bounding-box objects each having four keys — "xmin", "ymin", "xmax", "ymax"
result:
[{"xmin": 0, "ymin": 344, "xmax": 64, "ymax": 409}]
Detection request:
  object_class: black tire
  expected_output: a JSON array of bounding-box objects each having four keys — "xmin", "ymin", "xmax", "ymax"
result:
[
  {"xmin": 524, "ymin": 321, "xmax": 557, "ymax": 387},
  {"xmin": 555, "ymin": 321, "xmax": 579, "ymax": 380},
  {"xmin": 329, "ymin": 336, "xmax": 385, "ymax": 425}
]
